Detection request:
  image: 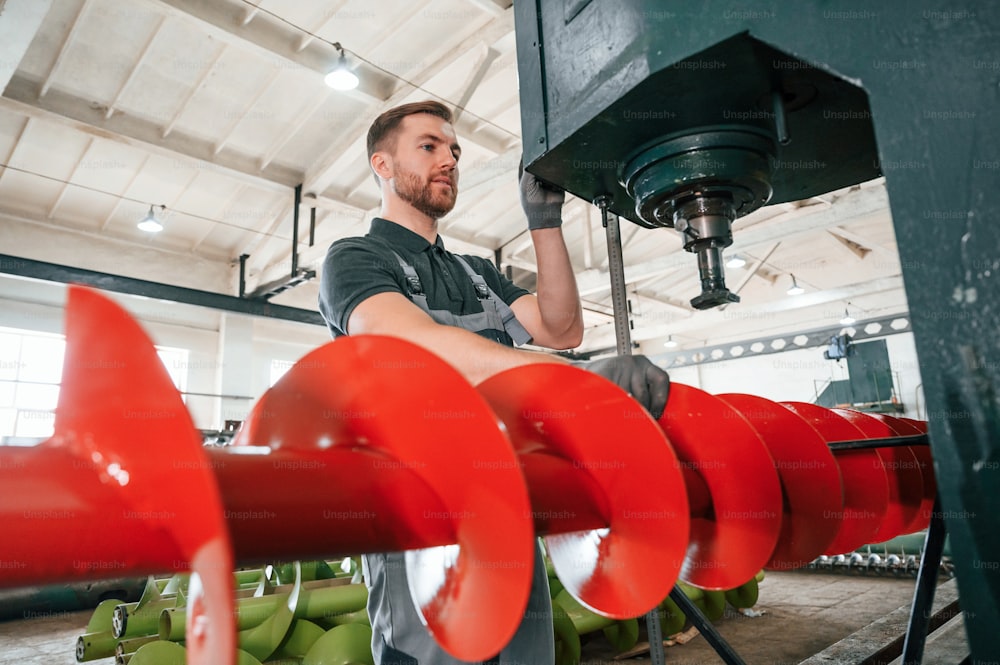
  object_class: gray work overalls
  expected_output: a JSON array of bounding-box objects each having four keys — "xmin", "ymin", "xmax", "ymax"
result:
[{"xmin": 363, "ymin": 251, "xmax": 554, "ymax": 665}]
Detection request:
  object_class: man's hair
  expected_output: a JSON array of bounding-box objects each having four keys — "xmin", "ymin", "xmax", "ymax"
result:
[{"xmin": 366, "ymin": 101, "xmax": 453, "ymax": 183}]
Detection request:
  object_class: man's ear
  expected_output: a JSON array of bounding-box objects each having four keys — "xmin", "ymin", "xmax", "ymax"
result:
[{"xmin": 371, "ymin": 151, "xmax": 393, "ymax": 182}]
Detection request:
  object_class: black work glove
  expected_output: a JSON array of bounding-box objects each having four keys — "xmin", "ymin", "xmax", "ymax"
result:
[
  {"xmin": 519, "ymin": 159, "xmax": 564, "ymax": 230},
  {"xmin": 574, "ymin": 355, "xmax": 671, "ymax": 420}
]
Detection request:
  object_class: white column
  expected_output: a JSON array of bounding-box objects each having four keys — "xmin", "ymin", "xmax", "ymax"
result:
[{"xmin": 216, "ymin": 313, "xmax": 254, "ymax": 430}]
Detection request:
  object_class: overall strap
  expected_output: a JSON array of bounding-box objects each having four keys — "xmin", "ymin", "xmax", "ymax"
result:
[
  {"xmin": 452, "ymin": 256, "xmax": 533, "ymax": 346},
  {"xmin": 390, "ymin": 251, "xmax": 432, "ymax": 311}
]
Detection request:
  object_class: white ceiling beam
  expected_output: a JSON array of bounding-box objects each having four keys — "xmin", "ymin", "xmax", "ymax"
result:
[
  {"xmin": 629, "ymin": 289, "xmax": 693, "ymax": 316},
  {"xmin": 105, "ymin": 15, "xmax": 167, "ymax": 119},
  {"xmin": 258, "ymin": 89, "xmax": 330, "ymax": 170},
  {"xmin": 827, "ymin": 226, "xmax": 897, "ymax": 259},
  {"xmin": 39, "ymin": 0, "xmax": 92, "ymax": 98},
  {"xmin": 148, "ymin": 0, "xmax": 393, "ymax": 103},
  {"xmin": 451, "ymin": 44, "xmax": 499, "ymax": 124},
  {"xmin": 240, "ymin": 1, "xmax": 263, "ymax": 26},
  {"xmin": 459, "ymin": 0, "xmax": 508, "ymax": 16},
  {"xmin": 477, "ymin": 89, "xmax": 520, "ymax": 124},
  {"xmin": 0, "ymin": 0, "xmax": 54, "ymax": 91},
  {"xmin": 2, "ymin": 74, "xmax": 298, "ymax": 192},
  {"xmin": 47, "ymin": 136, "xmax": 95, "ymax": 219},
  {"xmin": 453, "ymin": 145, "xmax": 520, "ymax": 199},
  {"xmin": 343, "ymin": 175, "xmax": 378, "ymax": 207},
  {"xmin": 294, "ymin": 1, "xmax": 350, "ymax": 52},
  {"xmin": 0, "ymin": 116, "xmax": 32, "ymax": 189},
  {"xmin": 100, "ymin": 153, "xmax": 151, "ymax": 230},
  {"xmin": 240, "ymin": 199, "xmax": 293, "ymax": 263},
  {"xmin": 213, "ymin": 68, "xmax": 281, "ymax": 156},
  {"xmin": 361, "ymin": 0, "xmax": 432, "ymax": 52},
  {"xmin": 825, "ymin": 230, "xmax": 871, "ymax": 260},
  {"xmin": 161, "ymin": 44, "xmax": 227, "ymax": 139},
  {"xmin": 159, "ymin": 169, "xmax": 201, "ymax": 230},
  {"xmin": 301, "ymin": 10, "xmax": 515, "ymax": 196},
  {"xmin": 190, "ymin": 184, "xmax": 247, "ymax": 252}
]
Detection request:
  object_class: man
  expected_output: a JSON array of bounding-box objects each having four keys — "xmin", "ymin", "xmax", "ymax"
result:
[{"xmin": 319, "ymin": 100, "xmax": 670, "ymax": 664}]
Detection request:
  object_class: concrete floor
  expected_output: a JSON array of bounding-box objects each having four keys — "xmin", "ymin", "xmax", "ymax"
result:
[
  {"xmin": 580, "ymin": 571, "xmax": 960, "ymax": 665},
  {"xmin": 0, "ymin": 571, "xmax": 961, "ymax": 664}
]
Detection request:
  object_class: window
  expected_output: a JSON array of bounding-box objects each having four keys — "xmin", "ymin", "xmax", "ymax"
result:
[
  {"xmin": 0, "ymin": 328, "xmax": 64, "ymax": 443},
  {"xmin": 0, "ymin": 326, "xmax": 189, "ymax": 444},
  {"xmin": 269, "ymin": 358, "xmax": 294, "ymax": 387}
]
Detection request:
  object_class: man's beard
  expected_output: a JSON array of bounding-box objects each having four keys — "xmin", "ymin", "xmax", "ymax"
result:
[{"xmin": 393, "ymin": 167, "xmax": 456, "ymax": 219}]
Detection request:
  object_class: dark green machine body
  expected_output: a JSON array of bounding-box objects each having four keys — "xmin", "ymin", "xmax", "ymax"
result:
[
  {"xmin": 516, "ymin": 0, "xmax": 999, "ymax": 657},
  {"xmin": 516, "ymin": 9, "xmax": 881, "ymax": 224}
]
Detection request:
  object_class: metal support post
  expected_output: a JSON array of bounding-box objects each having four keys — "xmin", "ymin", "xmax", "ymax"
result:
[
  {"xmin": 668, "ymin": 587, "xmax": 748, "ymax": 665},
  {"xmin": 901, "ymin": 496, "xmax": 948, "ymax": 664}
]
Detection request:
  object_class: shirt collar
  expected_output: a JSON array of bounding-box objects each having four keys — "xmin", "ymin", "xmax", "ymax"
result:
[{"xmin": 369, "ymin": 217, "xmax": 446, "ymax": 254}]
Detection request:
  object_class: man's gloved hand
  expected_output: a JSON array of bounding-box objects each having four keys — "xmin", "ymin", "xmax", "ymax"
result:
[
  {"xmin": 574, "ymin": 355, "xmax": 671, "ymax": 420},
  {"xmin": 519, "ymin": 159, "xmax": 564, "ymax": 230}
]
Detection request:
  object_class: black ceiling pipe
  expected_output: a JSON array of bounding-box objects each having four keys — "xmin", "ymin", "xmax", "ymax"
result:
[{"xmin": 0, "ymin": 254, "xmax": 325, "ymax": 327}]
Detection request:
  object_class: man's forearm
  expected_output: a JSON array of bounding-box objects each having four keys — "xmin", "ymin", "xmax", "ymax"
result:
[
  {"xmin": 347, "ymin": 292, "xmax": 569, "ymax": 385},
  {"xmin": 407, "ymin": 322, "xmax": 569, "ymax": 384},
  {"xmin": 531, "ymin": 227, "xmax": 584, "ymax": 346}
]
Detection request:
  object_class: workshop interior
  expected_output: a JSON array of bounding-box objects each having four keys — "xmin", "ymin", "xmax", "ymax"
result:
[{"xmin": 0, "ymin": 1, "xmax": 997, "ymax": 664}]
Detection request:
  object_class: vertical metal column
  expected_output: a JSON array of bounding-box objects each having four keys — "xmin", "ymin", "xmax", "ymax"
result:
[
  {"xmin": 596, "ymin": 195, "xmax": 668, "ymax": 662},
  {"xmin": 596, "ymin": 197, "xmax": 632, "ymax": 357},
  {"xmin": 291, "ymin": 183, "xmax": 302, "ymax": 277},
  {"xmin": 596, "ymin": 195, "xmax": 747, "ymax": 665}
]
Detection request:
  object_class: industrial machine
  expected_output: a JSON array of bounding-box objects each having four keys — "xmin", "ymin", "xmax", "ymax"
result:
[{"xmin": 515, "ymin": 1, "xmax": 999, "ymax": 660}]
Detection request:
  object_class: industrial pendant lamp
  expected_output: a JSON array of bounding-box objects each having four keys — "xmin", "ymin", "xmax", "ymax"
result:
[
  {"xmin": 840, "ymin": 305, "xmax": 856, "ymax": 325},
  {"xmin": 663, "ymin": 335, "xmax": 678, "ymax": 348},
  {"xmin": 786, "ymin": 274, "xmax": 804, "ymax": 296},
  {"xmin": 725, "ymin": 254, "xmax": 746, "ymax": 269},
  {"xmin": 137, "ymin": 205, "xmax": 163, "ymax": 233},
  {"xmin": 325, "ymin": 43, "xmax": 359, "ymax": 91}
]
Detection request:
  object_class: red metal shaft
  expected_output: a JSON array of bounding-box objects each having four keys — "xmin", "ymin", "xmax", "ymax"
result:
[
  {"xmin": 208, "ymin": 448, "xmax": 457, "ymax": 564},
  {"xmin": 0, "ymin": 446, "xmax": 185, "ymax": 586}
]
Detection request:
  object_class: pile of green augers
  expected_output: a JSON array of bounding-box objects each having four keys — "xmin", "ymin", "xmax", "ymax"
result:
[{"xmin": 75, "ymin": 557, "xmax": 763, "ymax": 665}]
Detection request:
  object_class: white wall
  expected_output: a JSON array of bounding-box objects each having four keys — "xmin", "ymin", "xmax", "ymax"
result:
[
  {"xmin": 658, "ymin": 332, "xmax": 925, "ymax": 420},
  {"xmin": 0, "ymin": 274, "xmax": 331, "ymax": 432}
]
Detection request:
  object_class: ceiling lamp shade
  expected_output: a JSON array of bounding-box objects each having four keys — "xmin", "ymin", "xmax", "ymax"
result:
[
  {"xmin": 786, "ymin": 274, "xmax": 804, "ymax": 296},
  {"xmin": 137, "ymin": 205, "xmax": 163, "ymax": 233},
  {"xmin": 325, "ymin": 46, "xmax": 359, "ymax": 91}
]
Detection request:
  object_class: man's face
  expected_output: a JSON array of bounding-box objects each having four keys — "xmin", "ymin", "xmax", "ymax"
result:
[{"xmin": 386, "ymin": 113, "xmax": 461, "ymax": 219}]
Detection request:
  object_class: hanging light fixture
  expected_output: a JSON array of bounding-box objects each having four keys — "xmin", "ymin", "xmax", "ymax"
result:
[
  {"xmin": 325, "ymin": 43, "xmax": 359, "ymax": 91},
  {"xmin": 786, "ymin": 274, "xmax": 805, "ymax": 296},
  {"xmin": 663, "ymin": 335, "xmax": 678, "ymax": 348},
  {"xmin": 725, "ymin": 254, "xmax": 746, "ymax": 269},
  {"xmin": 840, "ymin": 304, "xmax": 856, "ymax": 325},
  {"xmin": 137, "ymin": 205, "xmax": 164, "ymax": 233}
]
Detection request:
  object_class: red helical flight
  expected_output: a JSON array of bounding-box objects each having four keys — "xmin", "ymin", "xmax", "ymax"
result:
[{"xmin": 0, "ymin": 287, "xmax": 934, "ymax": 664}]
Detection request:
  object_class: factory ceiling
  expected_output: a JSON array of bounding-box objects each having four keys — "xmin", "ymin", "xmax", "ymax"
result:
[{"xmin": 0, "ymin": 0, "xmax": 909, "ymax": 356}]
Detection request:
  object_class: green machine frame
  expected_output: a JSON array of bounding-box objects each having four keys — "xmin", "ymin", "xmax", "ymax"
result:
[{"xmin": 515, "ymin": 0, "xmax": 998, "ymax": 659}]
